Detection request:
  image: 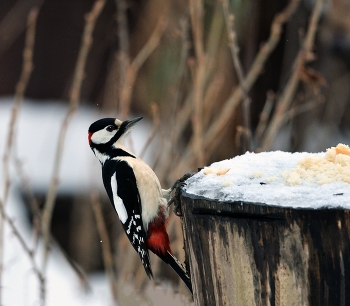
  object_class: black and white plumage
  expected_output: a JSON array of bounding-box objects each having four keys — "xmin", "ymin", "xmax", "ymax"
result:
[{"xmin": 88, "ymin": 117, "xmax": 192, "ymax": 293}]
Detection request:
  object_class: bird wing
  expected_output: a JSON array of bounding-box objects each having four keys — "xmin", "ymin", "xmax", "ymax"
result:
[{"xmin": 102, "ymin": 159, "xmax": 153, "ymax": 278}]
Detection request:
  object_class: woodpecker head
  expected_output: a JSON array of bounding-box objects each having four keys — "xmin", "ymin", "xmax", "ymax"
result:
[{"xmin": 88, "ymin": 117, "xmax": 143, "ymax": 161}]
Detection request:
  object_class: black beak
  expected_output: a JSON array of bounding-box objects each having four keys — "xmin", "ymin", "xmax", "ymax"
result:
[{"xmin": 124, "ymin": 116, "xmax": 143, "ymax": 131}]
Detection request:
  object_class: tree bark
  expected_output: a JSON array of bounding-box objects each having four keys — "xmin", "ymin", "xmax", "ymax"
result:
[{"xmin": 180, "ymin": 190, "xmax": 350, "ymax": 306}]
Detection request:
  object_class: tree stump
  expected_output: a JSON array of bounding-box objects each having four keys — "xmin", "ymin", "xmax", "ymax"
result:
[
  {"xmin": 179, "ymin": 147, "xmax": 350, "ymax": 306},
  {"xmin": 180, "ymin": 194, "xmax": 350, "ymax": 306}
]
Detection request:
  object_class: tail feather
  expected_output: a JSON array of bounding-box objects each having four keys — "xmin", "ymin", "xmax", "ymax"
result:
[
  {"xmin": 141, "ymin": 250, "xmax": 153, "ymax": 279},
  {"xmin": 164, "ymin": 251, "xmax": 193, "ymax": 294}
]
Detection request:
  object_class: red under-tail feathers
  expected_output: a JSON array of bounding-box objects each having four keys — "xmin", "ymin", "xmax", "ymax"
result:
[{"xmin": 146, "ymin": 214, "xmax": 192, "ymax": 294}]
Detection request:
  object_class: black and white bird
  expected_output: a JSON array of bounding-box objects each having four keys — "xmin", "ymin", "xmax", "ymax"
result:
[{"xmin": 88, "ymin": 117, "xmax": 192, "ymax": 293}]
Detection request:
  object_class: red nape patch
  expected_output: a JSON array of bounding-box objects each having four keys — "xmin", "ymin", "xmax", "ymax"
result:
[
  {"xmin": 88, "ymin": 132, "xmax": 93, "ymax": 145},
  {"xmin": 146, "ymin": 221, "xmax": 172, "ymax": 256}
]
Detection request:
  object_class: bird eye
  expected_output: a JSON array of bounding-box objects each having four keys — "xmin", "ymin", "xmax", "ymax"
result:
[{"xmin": 106, "ymin": 125, "xmax": 116, "ymax": 132}]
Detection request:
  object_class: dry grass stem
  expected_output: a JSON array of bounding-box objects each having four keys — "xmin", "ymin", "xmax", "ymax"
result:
[
  {"xmin": 41, "ymin": 0, "xmax": 107, "ymax": 280},
  {"xmin": 115, "ymin": 0, "xmax": 129, "ymax": 112},
  {"xmin": 15, "ymin": 158, "xmax": 90, "ymax": 290},
  {"xmin": 1, "ymin": 6, "xmax": 90, "ymax": 302},
  {"xmin": 0, "ymin": 7, "xmax": 39, "ymax": 304},
  {"xmin": 189, "ymin": 0, "xmax": 205, "ymax": 166},
  {"xmin": 119, "ymin": 17, "xmax": 168, "ymax": 119},
  {"xmin": 0, "ymin": 0, "xmax": 44, "ymax": 56},
  {"xmin": 139, "ymin": 103, "xmax": 160, "ymax": 159},
  {"xmin": 221, "ymin": 0, "xmax": 251, "ymax": 152},
  {"xmin": 14, "ymin": 157, "xmax": 41, "ymax": 246},
  {"xmin": 255, "ymin": 90, "xmax": 275, "ymax": 143},
  {"xmin": 2, "ymin": 7, "xmax": 38, "ymax": 204},
  {"xmin": 169, "ymin": 18, "xmax": 190, "ymax": 146},
  {"xmin": 203, "ymin": 0, "xmax": 301, "ymax": 150},
  {"xmin": 90, "ymin": 191, "xmax": 118, "ymax": 303},
  {"xmin": 174, "ymin": 0, "xmax": 300, "ymax": 175},
  {"xmin": 203, "ymin": 74, "xmax": 225, "ymax": 124},
  {"xmin": 259, "ymin": 0, "xmax": 324, "ymax": 151},
  {"xmin": 163, "ymin": 18, "xmax": 191, "ymax": 165},
  {"xmin": 285, "ymin": 99, "xmax": 320, "ymax": 123},
  {"xmin": 0, "ymin": 199, "xmax": 44, "ymax": 287}
]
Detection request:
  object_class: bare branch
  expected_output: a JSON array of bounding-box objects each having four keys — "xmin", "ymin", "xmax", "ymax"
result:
[
  {"xmin": 14, "ymin": 157, "xmax": 41, "ymax": 246},
  {"xmin": 255, "ymin": 90, "xmax": 275, "ymax": 143},
  {"xmin": 14, "ymin": 157, "xmax": 91, "ymax": 291},
  {"xmin": 119, "ymin": 17, "xmax": 168, "ymax": 119},
  {"xmin": 115, "ymin": 0, "xmax": 129, "ymax": 92},
  {"xmin": 0, "ymin": 7, "xmax": 39, "ymax": 303},
  {"xmin": 0, "ymin": 0, "xmax": 44, "ymax": 56},
  {"xmin": 2, "ymin": 7, "xmax": 38, "ymax": 204},
  {"xmin": 221, "ymin": 0, "xmax": 251, "ymax": 152},
  {"xmin": 41, "ymin": 0, "xmax": 107, "ymax": 279},
  {"xmin": 90, "ymin": 191, "xmax": 118, "ymax": 303},
  {"xmin": 204, "ymin": 0, "xmax": 301, "ymax": 151},
  {"xmin": 0, "ymin": 199, "xmax": 44, "ymax": 283},
  {"xmin": 189, "ymin": 0, "xmax": 205, "ymax": 166},
  {"xmin": 259, "ymin": 0, "xmax": 324, "ymax": 151},
  {"xmin": 174, "ymin": 0, "xmax": 301, "ymax": 175},
  {"xmin": 285, "ymin": 99, "xmax": 320, "ymax": 122},
  {"xmin": 139, "ymin": 103, "xmax": 160, "ymax": 159}
]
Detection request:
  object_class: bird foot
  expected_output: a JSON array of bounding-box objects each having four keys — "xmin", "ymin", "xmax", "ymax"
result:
[{"xmin": 168, "ymin": 173, "xmax": 194, "ymax": 216}]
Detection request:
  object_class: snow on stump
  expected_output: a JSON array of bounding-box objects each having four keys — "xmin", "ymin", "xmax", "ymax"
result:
[{"xmin": 180, "ymin": 144, "xmax": 350, "ymax": 306}]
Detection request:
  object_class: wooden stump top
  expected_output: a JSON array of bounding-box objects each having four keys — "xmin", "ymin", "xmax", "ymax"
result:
[{"xmin": 180, "ymin": 147, "xmax": 350, "ymax": 306}]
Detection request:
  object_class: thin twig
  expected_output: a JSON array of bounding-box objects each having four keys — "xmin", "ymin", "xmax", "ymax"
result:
[
  {"xmin": 204, "ymin": 0, "xmax": 300, "ymax": 151},
  {"xmin": 119, "ymin": 17, "xmax": 168, "ymax": 119},
  {"xmin": 0, "ymin": 7, "xmax": 39, "ymax": 304},
  {"xmin": 41, "ymin": 0, "xmax": 107, "ymax": 282},
  {"xmin": 169, "ymin": 17, "xmax": 190, "ymax": 154},
  {"xmin": 115, "ymin": 0, "xmax": 129, "ymax": 113},
  {"xmin": 139, "ymin": 103, "xmax": 160, "ymax": 159},
  {"xmin": 0, "ymin": 0, "xmax": 44, "ymax": 56},
  {"xmin": 174, "ymin": 0, "xmax": 301, "ymax": 175},
  {"xmin": 14, "ymin": 157, "xmax": 41, "ymax": 246},
  {"xmin": 0, "ymin": 200, "xmax": 44, "ymax": 284},
  {"xmin": 2, "ymin": 7, "xmax": 38, "ymax": 205},
  {"xmin": 221, "ymin": 0, "xmax": 251, "ymax": 152},
  {"xmin": 14, "ymin": 158, "xmax": 90, "ymax": 290},
  {"xmin": 156, "ymin": 9, "xmax": 225, "ymax": 181},
  {"xmin": 189, "ymin": 0, "xmax": 205, "ymax": 166},
  {"xmin": 259, "ymin": 0, "xmax": 323, "ymax": 151},
  {"xmin": 255, "ymin": 90, "xmax": 275, "ymax": 143},
  {"xmin": 90, "ymin": 191, "xmax": 118, "ymax": 303},
  {"xmin": 284, "ymin": 99, "xmax": 320, "ymax": 125}
]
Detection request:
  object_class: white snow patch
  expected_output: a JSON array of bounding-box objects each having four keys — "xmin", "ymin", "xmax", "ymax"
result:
[{"xmin": 184, "ymin": 150, "xmax": 350, "ymax": 209}]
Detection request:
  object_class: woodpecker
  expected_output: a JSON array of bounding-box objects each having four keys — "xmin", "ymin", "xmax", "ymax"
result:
[{"xmin": 88, "ymin": 117, "xmax": 192, "ymax": 293}]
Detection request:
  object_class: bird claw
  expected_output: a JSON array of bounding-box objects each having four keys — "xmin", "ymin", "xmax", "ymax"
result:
[
  {"xmin": 168, "ymin": 173, "xmax": 194, "ymax": 216},
  {"xmin": 169, "ymin": 173, "xmax": 193, "ymax": 192}
]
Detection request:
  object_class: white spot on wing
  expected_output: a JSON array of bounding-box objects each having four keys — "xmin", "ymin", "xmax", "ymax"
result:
[
  {"xmin": 126, "ymin": 216, "xmax": 136, "ymax": 234},
  {"xmin": 111, "ymin": 173, "xmax": 128, "ymax": 223}
]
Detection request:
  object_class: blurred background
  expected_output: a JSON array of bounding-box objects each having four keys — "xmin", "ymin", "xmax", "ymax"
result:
[{"xmin": 0, "ymin": 0, "xmax": 349, "ymax": 305}]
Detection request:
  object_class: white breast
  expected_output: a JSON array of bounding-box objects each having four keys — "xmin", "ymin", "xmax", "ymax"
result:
[{"xmin": 113, "ymin": 155, "xmax": 167, "ymax": 229}]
